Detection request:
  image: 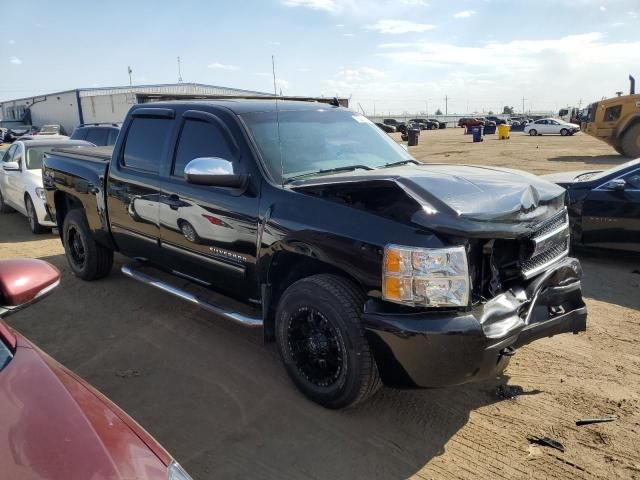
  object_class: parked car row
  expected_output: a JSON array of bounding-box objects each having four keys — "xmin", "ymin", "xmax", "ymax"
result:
[{"xmin": 2, "ymin": 123, "xmax": 120, "ymax": 146}]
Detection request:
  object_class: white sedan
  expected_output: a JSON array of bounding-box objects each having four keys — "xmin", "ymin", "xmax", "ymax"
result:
[
  {"xmin": 0, "ymin": 139, "xmax": 91, "ymax": 233},
  {"xmin": 524, "ymin": 118, "xmax": 580, "ymax": 136}
]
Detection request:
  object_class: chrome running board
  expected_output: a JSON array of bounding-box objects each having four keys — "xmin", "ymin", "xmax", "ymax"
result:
[{"xmin": 121, "ymin": 263, "xmax": 263, "ymax": 328}]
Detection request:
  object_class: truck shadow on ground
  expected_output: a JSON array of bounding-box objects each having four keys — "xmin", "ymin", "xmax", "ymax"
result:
[
  {"xmin": 7, "ymin": 253, "xmax": 517, "ymax": 480},
  {"xmin": 547, "ymin": 154, "xmax": 625, "ymax": 165}
]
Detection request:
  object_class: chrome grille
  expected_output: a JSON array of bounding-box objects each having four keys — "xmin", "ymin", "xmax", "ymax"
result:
[{"xmin": 521, "ymin": 209, "xmax": 570, "ymax": 279}]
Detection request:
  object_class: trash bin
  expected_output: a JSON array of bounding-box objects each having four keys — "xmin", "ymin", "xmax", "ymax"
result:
[
  {"xmin": 408, "ymin": 128, "xmax": 420, "ymax": 146},
  {"xmin": 498, "ymin": 124, "xmax": 511, "ymax": 139},
  {"xmin": 483, "ymin": 124, "xmax": 497, "ymax": 135},
  {"xmin": 471, "ymin": 126, "xmax": 483, "ymax": 142}
]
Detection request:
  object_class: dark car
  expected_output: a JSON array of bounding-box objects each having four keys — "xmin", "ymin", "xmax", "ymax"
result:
[
  {"xmin": 383, "ymin": 118, "xmax": 407, "ymax": 134},
  {"xmin": 0, "ymin": 259, "xmax": 193, "ymax": 480},
  {"xmin": 541, "ymin": 159, "xmax": 640, "ymax": 252},
  {"xmin": 486, "ymin": 116, "xmax": 507, "ymax": 125},
  {"xmin": 427, "ymin": 119, "xmax": 446, "ymax": 129},
  {"xmin": 3, "ymin": 125, "xmax": 38, "ymax": 142},
  {"xmin": 375, "ymin": 122, "xmax": 396, "ymax": 133},
  {"xmin": 43, "ymin": 100, "xmax": 587, "ymax": 409},
  {"xmin": 71, "ymin": 123, "xmax": 121, "ymax": 146},
  {"xmin": 409, "ymin": 119, "xmax": 438, "ymax": 130}
]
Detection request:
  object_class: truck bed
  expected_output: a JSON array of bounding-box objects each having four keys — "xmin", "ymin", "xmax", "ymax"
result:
[{"xmin": 49, "ymin": 145, "xmax": 113, "ymax": 162}]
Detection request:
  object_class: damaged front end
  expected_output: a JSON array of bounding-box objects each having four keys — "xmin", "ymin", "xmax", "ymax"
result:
[{"xmin": 362, "ymin": 256, "xmax": 586, "ymax": 388}]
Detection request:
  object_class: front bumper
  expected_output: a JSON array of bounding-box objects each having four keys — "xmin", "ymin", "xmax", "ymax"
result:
[{"xmin": 363, "ymin": 257, "xmax": 586, "ymax": 388}]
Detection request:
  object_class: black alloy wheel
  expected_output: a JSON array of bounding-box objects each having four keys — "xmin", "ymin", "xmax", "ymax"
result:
[
  {"xmin": 67, "ymin": 225, "xmax": 87, "ymax": 269},
  {"xmin": 286, "ymin": 306, "xmax": 347, "ymax": 388}
]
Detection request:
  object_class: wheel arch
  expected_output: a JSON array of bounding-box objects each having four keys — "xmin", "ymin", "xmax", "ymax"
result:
[
  {"xmin": 618, "ymin": 114, "xmax": 640, "ymax": 139},
  {"xmin": 262, "ymin": 250, "xmax": 368, "ymax": 342}
]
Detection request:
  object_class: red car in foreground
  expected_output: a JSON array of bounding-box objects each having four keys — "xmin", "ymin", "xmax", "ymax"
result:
[{"xmin": 0, "ymin": 259, "xmax": 192, "ymax": 480}]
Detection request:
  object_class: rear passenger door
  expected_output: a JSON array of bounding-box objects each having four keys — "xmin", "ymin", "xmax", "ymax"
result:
[
  {"xmin": 106, "ymin": 108, "xmax": 175, "ymax": 263},
  {"xmin": 155, "ymin": 108, "xmax": 261, "ymax": 299}
]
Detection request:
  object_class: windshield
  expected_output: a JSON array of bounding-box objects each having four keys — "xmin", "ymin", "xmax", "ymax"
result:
[
  {"xmin": 579, "ymin": 159, "xmax": 640, "ymax": 182},
  {"xmin": 241, "ymin": 108, "xmax": 413, "ymax": 183}
]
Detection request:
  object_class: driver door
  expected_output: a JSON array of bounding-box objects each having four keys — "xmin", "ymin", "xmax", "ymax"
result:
[
  {"xmin": 581, "ymin": 169, "xmax": 640, "ymax": 251},
  {"xmin": 1, "ymin": 144, "xmax": 24, "ymax": 209}
]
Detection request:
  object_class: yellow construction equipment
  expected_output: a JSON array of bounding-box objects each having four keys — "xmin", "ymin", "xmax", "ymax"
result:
[{"xmin": 582, "ymin": 75, "xmax": 640, "ymax": 158}]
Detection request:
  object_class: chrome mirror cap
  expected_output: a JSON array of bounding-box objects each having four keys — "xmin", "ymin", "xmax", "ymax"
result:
[{"xmin": 184, "ymin": 157, "xmax": 245, "ymax": 188}]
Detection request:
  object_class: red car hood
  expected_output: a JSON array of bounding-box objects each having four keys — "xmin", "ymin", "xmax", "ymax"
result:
[{"xmin": 0, "ymin": 332, "xmax": 171, "ymax": 480}]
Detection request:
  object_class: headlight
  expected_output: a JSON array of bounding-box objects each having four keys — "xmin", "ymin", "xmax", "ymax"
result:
[
  {"xmin": 35, "ymin": 187, "xmax": 46, "ymax": 201},
  {"xmin": 167, "ymin": 461, "xmax": 194, "ymax": 480},
  {"xmin": 383, "ymin": 245, "xmax": 469, "ymax": 307}
]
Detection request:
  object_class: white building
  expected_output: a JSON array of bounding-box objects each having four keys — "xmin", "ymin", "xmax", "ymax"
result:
[{"xmin": 0, "ymin": 83, "xmax": 272, "ymax": 134}]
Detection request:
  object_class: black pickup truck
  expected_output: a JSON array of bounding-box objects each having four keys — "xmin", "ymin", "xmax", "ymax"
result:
[{"xmin": 42, "ymin": 100, "xmax": 587, "ymax": 409}]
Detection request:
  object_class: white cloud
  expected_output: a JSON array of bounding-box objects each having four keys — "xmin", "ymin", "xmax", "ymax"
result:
[
  {"xmin": 8, "ymin": 39, "xmax": 15, "ymax": 45},
  {"xmin": 599, "ymin": 5, "xmax": 606, "ymax": 11},
  {"xmin": 335, "ymin": 23, "xmax": 345, "ymax": 27},
  {"xmin": 343, "ymin": 33, "xmax": 355, "ymax": 36},
  {"xmin": 276, "ymin": 79, "xmax": 290, "ymax": 91},
  {"xmin": 207, "ymin": 62, "xmax": 239, "ymax": 71},
  {"xmin": 336, "ymin": 66, "xmax": 385, "ymax": 81},
  {"xmin": 400, "ymin": 0, "xmax": 429, "ymax": 5},
  {"xmin": 270, "ymin": 41, "xmax": 281, "ymax": 46},
  {"xmin": 454, "ymin": 10, "xmax": 475, "ymax": 18},
  {"xmin": 365, "ymin": 19, "xmax": 437, "ymax": 34},
  {"xmin": 10, "ymin": 57, "xmax": 22, "ymax": 65},
  {"xmin": 283, "ymin": 0, "xmax": 337, "ymax": 12}
]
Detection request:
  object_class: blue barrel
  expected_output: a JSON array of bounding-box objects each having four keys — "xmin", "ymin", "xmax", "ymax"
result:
[{"xmin": 471, "ymin": 126, "xmax": 483, "ymax": 142}]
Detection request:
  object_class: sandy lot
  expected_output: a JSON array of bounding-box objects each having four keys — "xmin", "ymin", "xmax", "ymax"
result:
[{"xmin": 1, "ymin": 128, "xmax": 639, "ymax": 479}]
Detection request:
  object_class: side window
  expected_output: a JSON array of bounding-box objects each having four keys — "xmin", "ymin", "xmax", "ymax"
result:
[
  {"xmin": 71, "ymin": 127, "xmax": 88, "ymax": 140},
  {"xmin": 122, "ymin": 118, "xmax": 172, "ymax": 173},
  {"xmin": 604, "ymin": 105, "xmax": 622, "ymax": 122},
  {"xmin": 2, "ymin": 144, "xmax": 17, "ymax": 163},
  {"xmin": 107, "ymin": 128, "xmax": 119, "ymax": 146},
  {"xmin": 172, "ymin": 119, "xmax": 235, "ymax": 177},
  {"xmin": 624, "ymin": 173, "xmax": 640, "ymax": 189},
  {"xmin": 12, "ymin": 145, "xmax": 23, "ymax": 167},
  {"xmin": 86, "ymin": 128, "xmax": 109, "ymax": 146}
]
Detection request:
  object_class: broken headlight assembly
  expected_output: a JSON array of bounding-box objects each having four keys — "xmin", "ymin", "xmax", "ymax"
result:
[{"xmin": 382, "ymin": 245, "xmax": 470, "ymax": 307}]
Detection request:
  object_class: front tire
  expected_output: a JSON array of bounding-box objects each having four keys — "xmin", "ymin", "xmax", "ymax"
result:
[
  {"xmin": 620, "ymin": 124, "xmax": 640, "ymax": 158},
  {"xmin": 560, "ymin": 128, "xmax": 569, "ymax": 136},
  {"xmin": 25, "ymin": 196, "xmax": 46, "ymax": 234},
  {"xmin": 62, "ymin": 209, "xmax": 113, "ymax": 280},
  {"xmin": 275, "ymin": 274, "xmax": 381, "ymax": 409},
  {"xmin": 529, "ymin": 129, "xmax": 538, "ymax": 136}
]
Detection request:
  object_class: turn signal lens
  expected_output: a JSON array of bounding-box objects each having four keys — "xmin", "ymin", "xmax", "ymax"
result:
[{"xmin": 382, "ymin": 245, "xmax": 470, "ymax": 307}]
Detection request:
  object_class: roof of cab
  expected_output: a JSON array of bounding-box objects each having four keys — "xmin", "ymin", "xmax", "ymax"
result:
[{"xmin": 130, "ymin": 99, "xmax": 343, "ymax": 115}]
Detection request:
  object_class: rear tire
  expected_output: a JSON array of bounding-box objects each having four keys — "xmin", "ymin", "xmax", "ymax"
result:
[
  {"xmin": 62, "ymin": 209, "xmax": 113, "ymax": 280},
  {"xmin": 529, "ymin": 129, "xmax": 538, "ymax": 136},
  {"xmin": 275, "ymin": 274, "xmax": 381, "ymax": 409},
  {"xmin": 25, "ymin": 196, "xmax": 46, "ymax": 234},
  {"xmin": 0, "ymin": 189, "xmax": 14, "ymax": 213},
  {"xmin": 620, "ymin": 124, "xmax": 640, "ymax": 158}
]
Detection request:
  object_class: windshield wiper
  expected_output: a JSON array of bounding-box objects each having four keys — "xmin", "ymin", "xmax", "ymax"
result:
[
  {"xmin": 382, "ymin": 159, "xmax": 420, "ymax": 168},
  {"xmin": 284, "ymin": 165, "xmax": 375, "ymax": 183}
]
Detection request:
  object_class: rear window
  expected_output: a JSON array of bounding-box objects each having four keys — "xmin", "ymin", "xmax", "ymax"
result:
[
  {"xmin": 71, "ymin": 127, "xmax": 88, "ymax": 140},
  {"xmin": 122, "ymin": 118, "xmax": 172, "ymax": 173},
  {"xmin": 86, "ymin": 128, "xmax": 109, "ymax": 146}
]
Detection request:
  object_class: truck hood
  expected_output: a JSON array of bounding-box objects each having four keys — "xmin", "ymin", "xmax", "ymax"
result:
[{"xmin": 292, "ymin": 164, "xmax": 567, "ymax": 238}]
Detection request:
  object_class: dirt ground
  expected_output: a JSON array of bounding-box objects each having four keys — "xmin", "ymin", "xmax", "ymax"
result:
[{"xmin": 1, "ymin": 129, "xmax": 639, "ymax": 479}]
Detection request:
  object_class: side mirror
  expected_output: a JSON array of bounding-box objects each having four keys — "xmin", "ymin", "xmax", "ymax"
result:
[
  {"xmin": 184, "ymin": 157, "xmax": 247, "ymax": 188},
  {"xmin": 0, "ymin": 259, "xmax": 60, "ymax": 318},
  {"xmin": 2, "ymin": 161, "xmax": 20, "ymax": 171},
  {"xmin": 603, "ymin": 178, "xmax": 626, "ymax": 191}
]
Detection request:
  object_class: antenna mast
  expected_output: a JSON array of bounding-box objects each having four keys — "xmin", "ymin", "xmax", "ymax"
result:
[{"xmin": 272, "ymin": 55, "xmax": 285, "ymax": 184}]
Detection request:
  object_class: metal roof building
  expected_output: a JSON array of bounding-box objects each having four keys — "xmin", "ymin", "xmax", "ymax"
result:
[{"xmin": 0, "ymin": 83, "xmax": 281, "ymax": 134}]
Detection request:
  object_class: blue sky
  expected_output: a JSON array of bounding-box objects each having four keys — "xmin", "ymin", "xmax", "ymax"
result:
[{"xmin": 2, "ymin": 0, "xmax": 639, "ymax": 114}]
